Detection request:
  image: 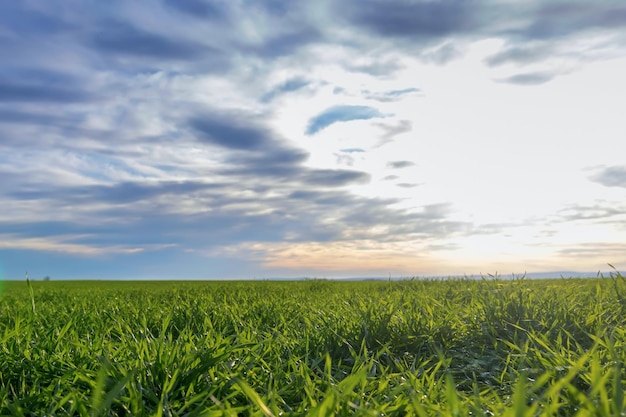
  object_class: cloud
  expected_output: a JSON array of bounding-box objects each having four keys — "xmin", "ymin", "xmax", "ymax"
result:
[
  {"xmin": 485, "ymin": 43, "xmax": 554, "ymax": 67},
  {"xmin": 0, "ymin": 109, "xmax": 80, "ymax": 126},
  {"xmin": 0, "ymin": 3, "xmax": 75, "ymax": 36},
  {"xmin": 364, "ymin": 87, "xmax": 421, "ymax": 102},
  {"xmin": 346, "ymin": 58, "xmax": 404, "ymax": 76},
  {"xmin": 336, "ymin": 0, "xmax": 626, "ymax": 73},
  {"xmin": 306, "ymin": 105, "xmax": 385, "ymax": 135},
  {"xmin": 302, "ymin": 169, "xmax": 370, "ymax": 187},
  {"xmin": 374, "ymin": 120, "xmax": 413, "ymax": 146},
  {"xmin": 1, "ymin": 0, "xmax": 625, "ymax": 278},
  {"xmin": 340, "ymin": 0, "xmax": 476, "ymax": 39},
  {"xmin": 0, "ymin": 69, "xmax": 92, "ymax": 103},
  {"xmin": 0, "ymin": 173, "xmax": 462, "ymax": 264},
  {"xmin": 590, "ymin": 166, "xmax": 626, "ymax": 188},
  {"xmin": 168, "ymin": 111, "xmax": 369, "ymax": 188},
  {"xmin": 224, "ymin": 1, "xmax": 321, "ymax": 58},
  {"xmin": 420, "ymin": 42, "xmax": 464, "ymax": 65},
  {"xmin": 190, "ymin": 114, "xmax": 274, "ymax": 150},
  {"xmin": 10, "ymin": 180, "xmax": 222, "ymax": 205},
  {"xmin": 0, "ymin": 234, "xmax": 147, "ymax": 256},
  {"xmin": 335, "ymin": 152, "xmax": 357, "ymax": 167},
  {"xmin": 557, "ymin": 203, "xmax": 626, "ymax": 222},
  {"xmin": 245, "ymin": 28, "xmax": 321, "ymax": 58},
  {"xmin": 162, "ymin": 0, "xmax": 227, "ymax": 20},
  {"xmin": 387, "ymin": 160, "xmax": 415, "ymax": 169},
  {"xmin": 218, "ymin": 152, "xmax": 370, "ymax": 187},
  {"xmin": 514, "ymin": 3, "xmax": 626, "ymax": 41},
  {"xmin": 220, "ymin": 153, "xmax": 369, "ymax": 187},
  {"xmin": 497, "ymin": 72, "xmax": 556, "ymax": 85},
  {"xmin": 556, "ymin": 242, "xmax": 626, "ymax": 261},
  {"xmin": 222, "ymin": 149, "xmax": 309, "ymax": 178},
  {"xmin": 90, "ymin": 20, "xmax": 213, "ymax": 60},
  {"xmin": 0, "ymin": 83, "xmax": 88, "ymax": 103},
  {"xmin": 261, "ymin": 78, "xmax": 311, "ymax": 102}
]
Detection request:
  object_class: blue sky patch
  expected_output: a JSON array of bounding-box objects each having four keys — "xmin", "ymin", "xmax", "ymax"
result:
[{"xmin": 306, "ymin": 105, "xmax": 384, "ymax": 135}]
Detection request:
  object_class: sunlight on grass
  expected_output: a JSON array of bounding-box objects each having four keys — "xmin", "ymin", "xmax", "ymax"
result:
[{"xmin": 1, "ymin": 275, "xmax": 625, "ymax": 415}]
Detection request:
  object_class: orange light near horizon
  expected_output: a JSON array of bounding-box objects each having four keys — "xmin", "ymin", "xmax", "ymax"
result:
[{"xmin": 240, "ymin": 240, "xmax": 438, "ymax": 275}]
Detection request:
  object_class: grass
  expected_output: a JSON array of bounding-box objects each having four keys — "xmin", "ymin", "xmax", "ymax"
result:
[{"xmin": 0, "ymin": 274, "xmax": 625, "ymax": 416}]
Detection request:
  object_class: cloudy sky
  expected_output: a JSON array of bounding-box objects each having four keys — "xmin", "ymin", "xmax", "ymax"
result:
[{"xmin": 1, "ymin": 0, "xmax": 625, "ymax": 280}]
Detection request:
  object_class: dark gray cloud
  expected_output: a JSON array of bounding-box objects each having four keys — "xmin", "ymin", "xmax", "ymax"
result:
[
  {"xmin": 219, "ymin": 158, "xmax": 300, "ymax": 179},
  {"xmin": 591, "ymin": 166, "xmax": 626, "ymax": 188},
  {"xmin": 306, "ymin": 105, "xmax": 385, "ymax": 135},
  {"xmin": 162, "ymin": 0, "xmax": 228, "ymax": 19},
  {"xmin": 9, "ymin": 180, "xmax": 223, "ymax": 205},
  {"xmin": 190, "ymin": 114, "xmax": 273, "ymax": 150},
  {"xmin": 514, "ymin": 3, "xmax": 626, "ymax": 40},
  {"xmin": 90, "ymin": 20, "xmax": 213, "ymax": 60},
  {"xmin": 0, "ymin": 3, "xmax": 75, "ymax": 36},
  {"xmin": 0, "ymin": 109, "xmax": 79, "ymax": 126},
  {"xmin": 340, "ymin": 0, "xmax": 476, "ymax": 39},
  {"xmin": 498, "ymin": 72, "xmax": 555, "ymax": 85},
  {"xmin": 245, "ymin": 0, "xmax": 293, "ymax": 16},
  {"xmin": 189, "ymin": 112, "xmax": 311, "ymax": 178},
  {"xmin": 397, "ymin": 183, "xmax": 420, "ymax": 188},
  {"xmin": 261, "ymin": 78, "xmax": 311, "ymax": 102},
  {"xmin": 220, "ymin": 154, "xmax": 369, "ymax": 187},
  {"xmin": 0, "ymin": 69, "xmax": 92, "ymax": 103},
  {"xmin": 229, "ymin": 146, "xmax": 309, "ymax": 170},
  {"xmin": 387, "ymin": 160, "xmax": 415, "ymax": 169},
  {"xmin": 0, "ymin": 82, "xmax": 89, "ymax": 103},
  {"xmin": 288, "ymin": 190, "xmax": 347, "ymax": 205},
  {"xmin": 302, "ymin": 169, "xmax": 370, "ymax": 187},
  {"xmin": 0, "ymin": 68, "xmax": 83, "ymax": 86},
  {"xmin": 246, "ymin": 28, "xmax": 321, "ymax": 58},
  {"xmin": 340, "ymin": 1, "xmax": 626, "ymax": 44},
  {"xmin": 1, "ymin": 176, "xmax": 309, "ymax": 247},
  {"xmin": 336, "ymin": 0, "xmax": 626, "ymax": 77},
  {"xmin": 186, "ymin": 111, "xmax": 369, "ymax": 188},
  {"xmin": 2, "ymin": 208, "xmax": 302, "ymax": 250},
  {"xmin": 1, "ymin": 169, "xmax": 460, "ymax": 254}
]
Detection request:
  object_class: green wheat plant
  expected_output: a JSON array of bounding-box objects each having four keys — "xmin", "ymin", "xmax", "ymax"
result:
[{"xmin": 0, "ymin": 275, "xmax": 625, "ymax": 415}]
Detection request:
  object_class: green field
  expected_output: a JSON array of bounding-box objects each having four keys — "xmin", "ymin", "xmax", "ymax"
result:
[{"xmin": 1, "ymin": 275, "xmax": 625, "ymax": 416}]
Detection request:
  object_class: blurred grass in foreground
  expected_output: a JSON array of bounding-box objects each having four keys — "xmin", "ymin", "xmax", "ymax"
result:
[{"xmin": 1, "ymin": 274, "xmax": 625, "ymax": 416}]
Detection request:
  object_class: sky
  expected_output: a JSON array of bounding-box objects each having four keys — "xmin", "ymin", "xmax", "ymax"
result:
[{"xmin": 1, "ymin": 0, "xmax": 625, "ymax": 280}]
